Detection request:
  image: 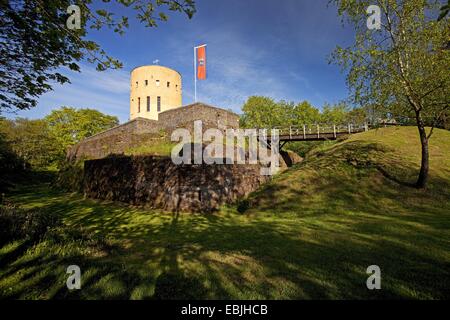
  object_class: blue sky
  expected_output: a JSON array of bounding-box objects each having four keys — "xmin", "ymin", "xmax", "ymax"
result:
[{"xmin": 8, "ymin": 0, "xmax": 355, "ymax": 123}]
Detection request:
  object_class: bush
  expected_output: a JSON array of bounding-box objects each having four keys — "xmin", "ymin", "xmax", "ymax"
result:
[
  {"xmin": 237, "ymin": 198, "xmax": 250, "ymax": 214},
  {"xmin": 284, "ymin": 141, "xmax": 316, "ymax": 157},
  {"xmin": 0, "ymin": 202, "xmax": 60, "ymax": 245},
  {"xmin": 54, "ymin": 160, "xmax": 85, "ymax": 192},
  {"xmin": 0, "ymin": 132, "xmax": 26, "ymax": 193}
]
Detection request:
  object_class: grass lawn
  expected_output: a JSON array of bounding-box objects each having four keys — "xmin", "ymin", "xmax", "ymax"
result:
[{"xmin": 1, "ymin": 126, "xmax": 449, "ymax": 299}]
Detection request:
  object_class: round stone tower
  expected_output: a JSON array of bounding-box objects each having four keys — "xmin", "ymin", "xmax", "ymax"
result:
[{"xmin": 129, "ymin": 65, "xmax": 182, "ymax": 120}]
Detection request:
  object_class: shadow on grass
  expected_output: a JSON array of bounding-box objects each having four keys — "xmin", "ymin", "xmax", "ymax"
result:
[
  {"xmin": 2, "ymin": 183, "xmax": 450, "ymax": 299},
  {"xmin": 2, "ymin": 140, "xmax": 450, "ymax": 299}
]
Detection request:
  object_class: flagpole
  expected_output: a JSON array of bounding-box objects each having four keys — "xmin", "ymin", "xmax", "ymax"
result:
[{"xmin": 194, "ymin": 46, "xmax": 197, "ymax": 102}]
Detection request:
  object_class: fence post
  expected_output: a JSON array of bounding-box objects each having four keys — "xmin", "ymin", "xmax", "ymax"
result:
[
  {"xmin": 289, "ymin": 126, "xmax": 292, "ymax": 139},
  {"xmin": 364, "ymin": 122, "xmax": 369, "ymax": 132},
  {"xmin": 333, "ymin": 125, "xmax": 336, "ymax": 139},
  {"xmin": 303, "ymin": 125, "xmax": 306, "ymax": 139},
  {"xmin": 317, "ymin": 125, "xmax": 320, "ymax": 139}
]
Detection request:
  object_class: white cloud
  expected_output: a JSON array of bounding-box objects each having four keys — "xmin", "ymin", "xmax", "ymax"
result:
[
  {"xmin": 168, "ymin": 27, "xmax": 305, "ymax": 113},
  {"xmin": 12, "ymin": 64, "xmax": 131, "ymax": 122},
  {"xmin": 76, "ymin": 64, "xmax": 130, "ymax": 94}
]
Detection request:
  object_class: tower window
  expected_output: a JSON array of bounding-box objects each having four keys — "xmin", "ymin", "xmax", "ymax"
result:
[
  {"xmin": 145, "ymin": 80, "xmax": 148, "ymax": 86},
  {"xmin": 157, "ymin": 96, "xmax": 161, "ymax": 112},
  {"xmin": 167, "ymin": 82, "xmax": 170, "ymax": 88},
  {"xmin": 147, "ymin": 96, "xmax": 150, "ymax": 112},
  {"xmin": 156, "ymin": 80, "xmax": 160, "ymax": 87},
  {"xmin": 136, "ymin": 81, "xmax": 138, "ymax": 88},
  {"xmin": 138, "ymin": 97, "xmax": 140, "ymax": 113},
  {"xmin": 175, "ymin": 84, "xmax": 178, "ymax": 91}
]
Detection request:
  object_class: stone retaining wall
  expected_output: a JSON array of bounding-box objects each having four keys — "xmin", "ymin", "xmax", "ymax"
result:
[{"xmin": 83, "ymin": 155, "xmax": 269, "ymax": 212}]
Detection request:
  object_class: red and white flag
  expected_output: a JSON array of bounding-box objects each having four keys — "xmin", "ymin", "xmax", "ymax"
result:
[
  {"xmin": 196, "ymin": 44, "xmax": 207, "ymax": 80},
  {"xmin": 194, "ymin": 44, "xmax": 207, "ymax": 102}
]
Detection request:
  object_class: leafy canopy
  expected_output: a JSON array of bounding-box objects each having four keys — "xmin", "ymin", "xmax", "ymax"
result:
[
  {"xmin": 0, "ymin": 107, "xmax": 119, "ymax": 169},
  {"xmin": 45, "ymin": 106, "xmax": 119, "ymax": 152},
  {"xmin": 0, "ymin": 117, "xmax": 60, "ymax": 169},
  {"xmin": 330, "ymin": 0, "xmax": 449, "ymax": 128},
  {"xmin": 240, "ymin": 96, "xmax": 364, "ymax": 129}
]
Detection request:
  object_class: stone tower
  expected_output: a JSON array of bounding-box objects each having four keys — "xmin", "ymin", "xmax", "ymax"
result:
[{"xmin": 129, "ymin": 65, "xmax": 182, "ymax": 120}]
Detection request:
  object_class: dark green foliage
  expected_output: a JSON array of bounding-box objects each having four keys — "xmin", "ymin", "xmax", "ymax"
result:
[
  {"xmin": 0, "ymin": 117, "xmax": 60, "ymax": 169},
  {"xmin": 236, "ymin": 198, "xmax": 250, "ymax": 214},
  {"xmin": 0, "ymin": 127, "xmax": 25, "ymax": 193},
  {"xmin": 0, "ymin": 107, "xmax": 118, "ymax": 171},
  {"xmin": 0, "ymin": 203, "xmax": 60, "ymax": 245},
  {"xmin": 54, "ymin": 160, "xmax": 85, "ymax": 192},
  {"xmin": 438, "ymin": 0, "xmax": 450, "ymax": 20}
]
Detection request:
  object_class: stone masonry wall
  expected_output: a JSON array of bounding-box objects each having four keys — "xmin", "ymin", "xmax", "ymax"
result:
[
  {"xmin": 83, "ymin": 155, "xmax": 269, "ymax": 212},
  {"xmin": 159, "ymin": 103, "xmax": 240, "ymax": 131},
  {"xmin": 67, "ymin": 118, "xmax": 164, "ymax": 161},
  {"xmin": 68, "ymin": 103, "xmax": 240, "ymax": 161}
]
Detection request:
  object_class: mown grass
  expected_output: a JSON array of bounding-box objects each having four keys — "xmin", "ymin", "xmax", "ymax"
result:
[{"xmin": 1, "ymin": 126, "xmax": 449, "ymax": 299}]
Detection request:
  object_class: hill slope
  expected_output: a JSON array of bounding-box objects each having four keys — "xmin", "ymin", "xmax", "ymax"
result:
[
  {"xmin": 250, "ymin": 126, "xmax": 450, "ymax": 215},
  {"xmin": 243, "ymin": 126, "xmax": 450, "ymax": 298}
]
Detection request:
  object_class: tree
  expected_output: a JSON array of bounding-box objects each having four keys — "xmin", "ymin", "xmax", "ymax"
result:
[
  {"xmin": 240, "ymin": 96, "xmax": 359, "ymax": 128},
  {"xmin": 320, "ymin": 102, "xmax": 349, "ymax": 124},
  {"xmin": 240, "ymin": 96, "xmax": 290, "ymax": 128},
  {"xmin": 0, "ymin": 0, "xmax": 196, "ymax": 111},
  {"xmin": 44, "ymin": 106, "xmax": 119, "ymax": 154},
  {"xmin": 291, "ymin": 101, "xmax": 321, "ymax": 126},
  {"xmin": 0, "ymin": 118, "xmax": 25, "ymax": 183},
  {"xmin": 438, "ymin": 0, "xmax": 450, "ymax": 20},
  {"xmin": 330, "ymin": 0, "xmax": 450, "ymax": 188},
  {"xmin": 0, "ymin": 117, "xmax": 60, "ymax": 169},
  {"xmin": 346, "ymin": 106, "xmax": 368, "ymax": 124}
]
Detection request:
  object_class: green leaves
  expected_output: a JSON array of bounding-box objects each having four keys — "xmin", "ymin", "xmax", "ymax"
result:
[
  {"xmin": 240, "ymin": 96, "xmax": 365, "ymax": 129},
  {"xmin": 44, "ymin": 107, "xmax": 119, "ymax": 154},
  {"xmin": 438, "ymin": 0, "xmax": 450, "ymax": 20},
  {"xmin": 0, "ymin": 107, "xmax": 119, "ymax": 169},
  {"xmin": 0, "ymin": 118, "xmax": 60, "ymax": 169},
  {"xmin": 331, "ymin": 0, "xmax": 449, "ymax": 119}
]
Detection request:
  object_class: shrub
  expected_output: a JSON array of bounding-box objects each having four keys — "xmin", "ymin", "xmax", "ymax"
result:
[
  {"xmin": 0, "ymin": 202, "xmax": 60, "ymax": 245},
  {"xmin": 54, "ymin": 160, "xmax": 85, "ymax": 192},
  {"xmin": 237, "ymin": 198, "xmax": 250, "ymax": 214}
]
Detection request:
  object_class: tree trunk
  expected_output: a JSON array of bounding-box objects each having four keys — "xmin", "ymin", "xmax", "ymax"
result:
[{"xmin": 416, "ymin": 115, "xmax": 429, "ymax": 189}]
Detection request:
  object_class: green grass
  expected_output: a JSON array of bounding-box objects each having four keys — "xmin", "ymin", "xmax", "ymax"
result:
[
  {"xmin": 124, "ymin": 140, "xmax": 176, "ymax": 157},
  {"xmin": 1, "ymin": 126, "xmax": 450, "ymax": 299}
]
